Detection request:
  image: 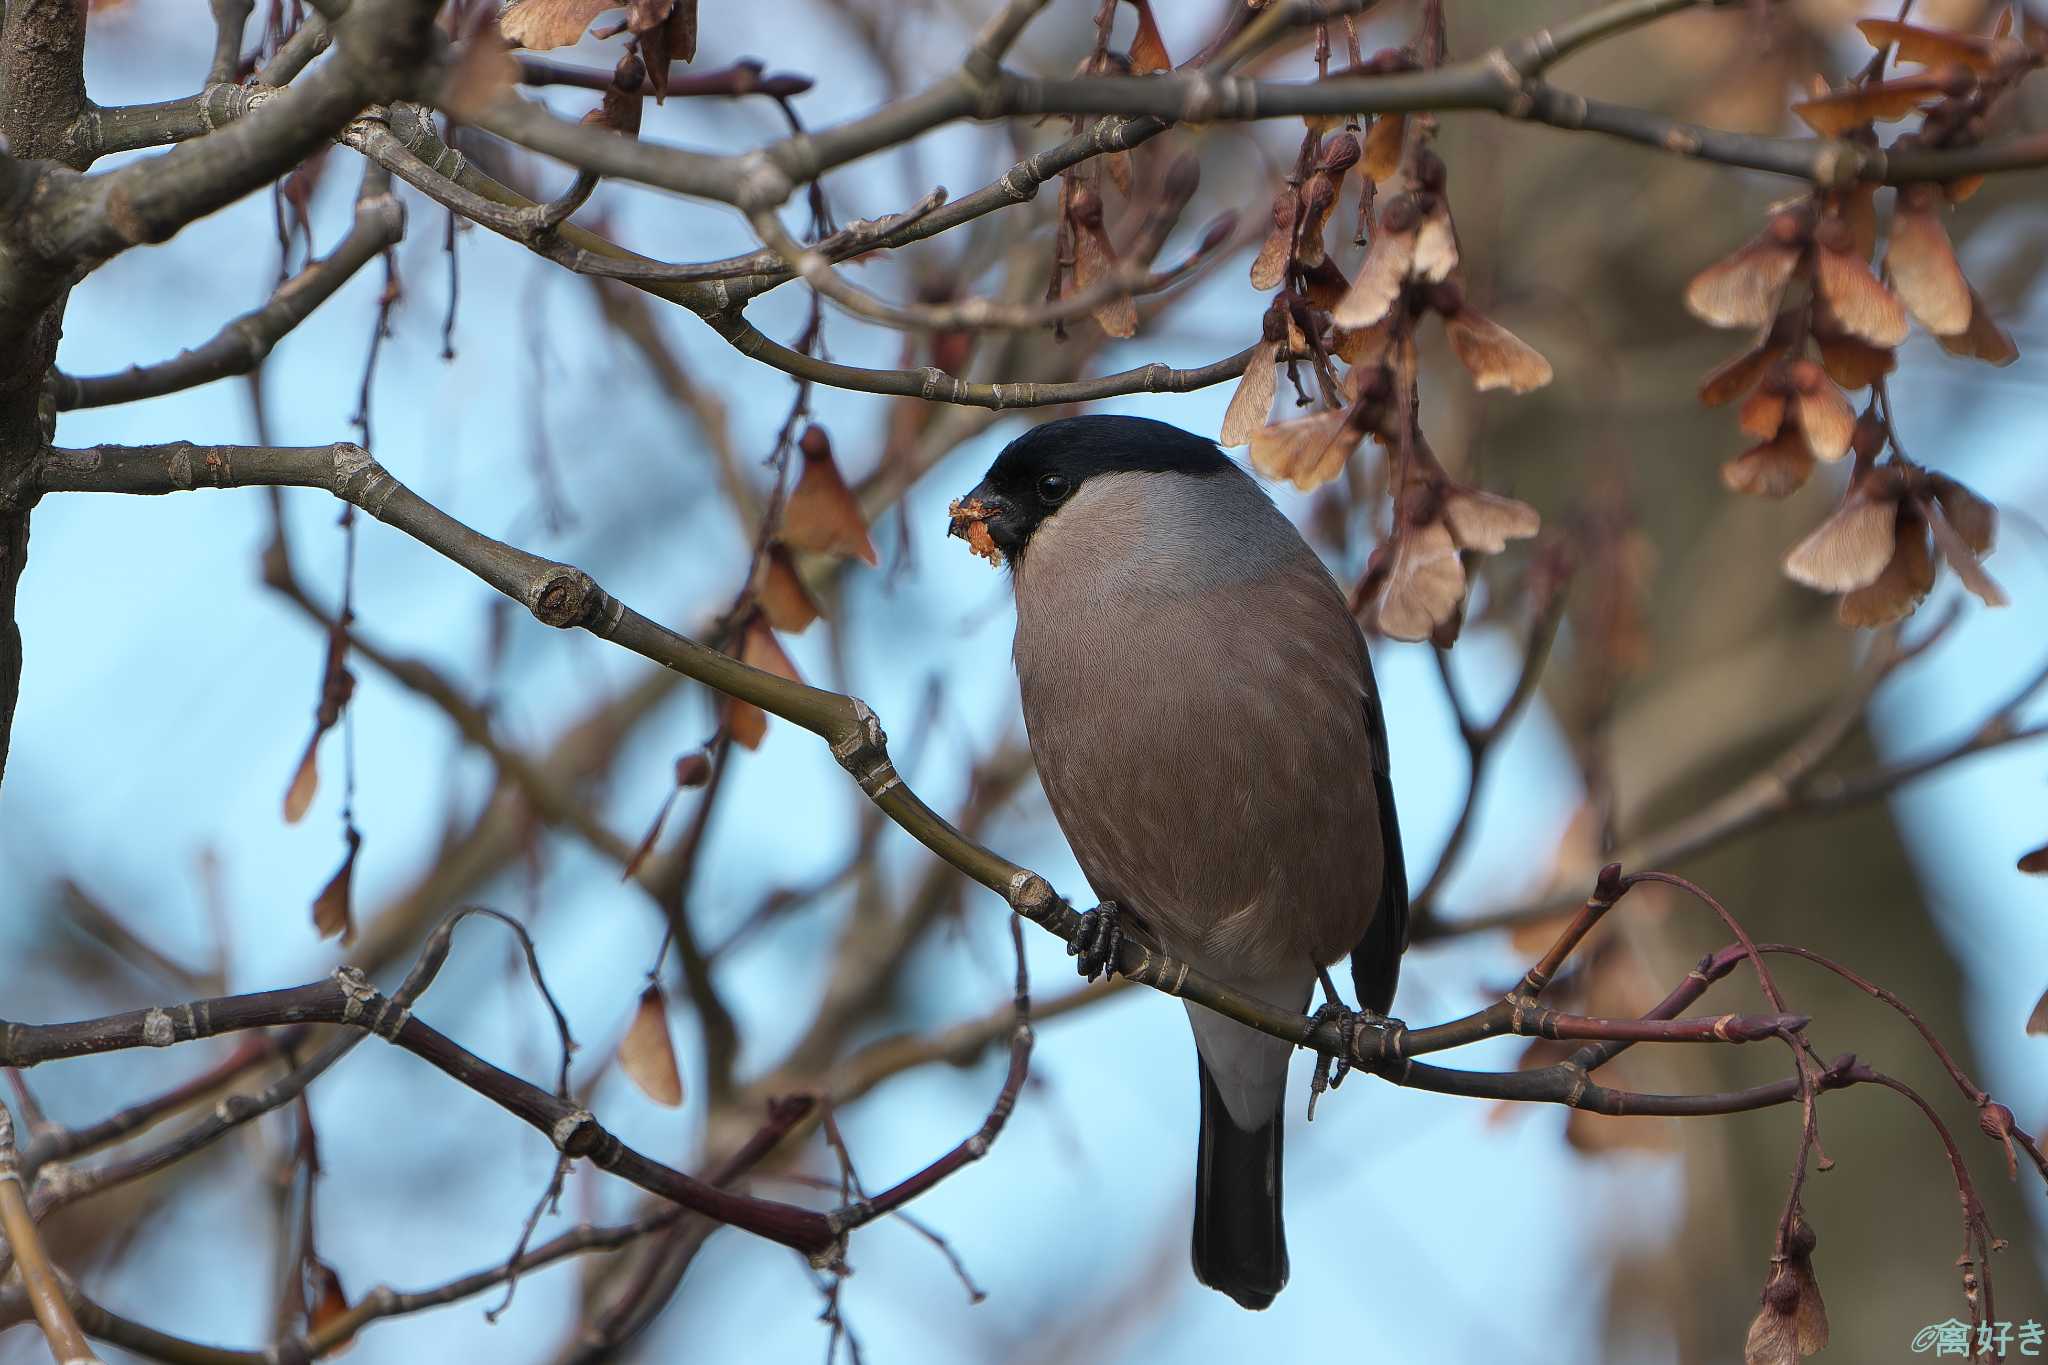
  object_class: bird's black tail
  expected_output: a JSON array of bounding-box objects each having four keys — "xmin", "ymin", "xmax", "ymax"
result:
[{"xmin": 1192, "ymin": 1057, "xmax": 1287, "ymax": 1310}]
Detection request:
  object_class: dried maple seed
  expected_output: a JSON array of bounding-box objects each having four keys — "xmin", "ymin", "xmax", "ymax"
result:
[
  {"xmin": 1444, "ymin": 309, "xmax": 1553, "ymax": 394},
  {"xmin": 1299, "ymin": 257, "xmax": 1350, "ymax": 312},
  {"xmin": 1886, "ymin": 184, "xmax": 1972, "ymax": 336},
  {"xmin": 1936, "ymin": 286, "xmax": 2020, "ymax": 366},
  {"xmin": 1249, "ymin": 188, "xmax": 1298, "ymax": 291},
  {"xmin": 1412, "ymin": 146, "xmax": 1447, "ymax": 193},
  {"xmin": 784, "ymin": 425, "xmax": 878, "ymax": 565},
  {"xmin": 1684, "ymin": 232, "xmax": 1802, "ymax": 330},
  {"xmin": 1722, "ymin": 428, "xmax": 1816, "ymax": 499},
  {"xmin": 1220, "ymin": 318, "xmax": 1284, "ymax": 446},
  {"xmin": 1247, "ymin": 410, "xmax": 1361, "ymax": 492}
]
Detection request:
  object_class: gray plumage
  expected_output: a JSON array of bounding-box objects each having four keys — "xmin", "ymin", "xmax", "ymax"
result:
[{"xmin": 954, "ymin": 415, "xmax": 1406, "ymax": 1311}]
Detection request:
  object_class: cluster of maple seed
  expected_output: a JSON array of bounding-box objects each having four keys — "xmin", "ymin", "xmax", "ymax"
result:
[
  {"xmin": 1217, "ymin": 53, "xmax": 1550, "ymax": 644},
  {"xmin": 723, "ymin": 424, "xmax": 878, "ymax": 749},
  {"xmin": 1687, "ymin": 14, "xmax": 2039, "ymax": 628}
]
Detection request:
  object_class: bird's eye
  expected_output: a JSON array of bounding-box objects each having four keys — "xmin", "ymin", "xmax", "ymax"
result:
[{"xmin": 1037, "ymin": 473, "xmax": 1072, "ymax": 504}]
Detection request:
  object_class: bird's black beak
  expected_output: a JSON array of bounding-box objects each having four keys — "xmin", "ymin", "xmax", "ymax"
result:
[{"xmin": 947, "ymin": 483, "xmax": 1024, "ymax": 566}]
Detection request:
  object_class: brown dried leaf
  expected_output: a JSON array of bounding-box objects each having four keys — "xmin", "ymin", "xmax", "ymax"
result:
[
  {"xmin": 1857, "ymin": 19, "xmax": 2004, "ymax": 73},
  {"xmin": 1375, "ymin": 519, "xmax": 1465, "ymax": 643},
  {"xmin": 1411, "ymin": 199, "xmax": 1458, "ymax": 283},
  {"xmin": 1699, "ymin": 329, "xmax": 1790, "ymax": 406},
  {"xmin": 1444, "ymin": 309, "xmax": 1553, "ymax": 393},
  {"xmin": 1442, "ymin": 489, "xmax": 1540, "ymax": 554},
  {"xmin": 1745, "ymin": 1298, "xmax": 1797, "ymax": 1365},
  {"xmin": 445, "ymin": 31, "xmax": 520, "ymax": 119},
  {"xmin": 739, "ymin": 615, "xmax": 803, "ymax": 684},
  {"xmin": 1839, "ymin": 509, "xmax": 1934, "ymax": 627},
  {"xmin": 2029, "ymin": 985, "xmax": 2048, "ymax": 1033},
  {"xmin": 1332, "ymin": 224, "xmax": 1414, "ymax": 327},
  {"xmin": 726, "ymin": 697, "xmax": 767, "ymax": 750},
  {"xmin": 1219, "ymin": 339, "xmax": 1279, "ymax": 446},
  {"xmin": 1567, "ymin": 1108, "xmax": 1677, "ymax": 1154},
  {"xmin": 1247, "ymin": 412, "xmax": 1357, "ymax": 492},
  {"xmin": 311, "ymin": 827, "xmax": 361, "ymax": 945},
  {"xmin": 1791, "ymin": 75, "xmax": 1950, "ymax": 135},
  {"xmin": 1685, "ymin": 238, "xmax": 1800, "ymax": 330},
  {"xmin": 1793, "ymin": 378, "xmax": 1854, "ymax": 462},
  {"xmin": 1104, "ymin": 149, "xmax": 1133, "ymax": 195},
  {"xmin": 1815, "ymin": 333, "xmax": 1897, "ymax": 390},
  {"xmin": 1126, "ymin": 0, "xmax": 1172, "ymax": 74},
  {"xmin": 1926, "ymin": 497, "xmax": 2008, "ymax": 607},
  {"xmin": 756, "ymin": 542, "xmax": 822, "ymax": 633},
  {"xmin": 1840, "ymin": 184, "xmax": 1879, "ymax": 261},
  {"xmin": 1738, "ymin": 387, "xmax": 1788, "ymax": 439},
  {"xmin": 283, "ymin": 623, "xmax": 354, "ymax": 825},
  {"xmin": 1936, "ymin": 286, "xmax": 2019, "ymax": 366},
  {"xmin": 665, "ymin": 0, "xmax": 697, "ymax": 60},
  {"xmin": 1249, "ymin": 189, "xmax": 1297, "ymax": 291},
  {"xmin": 1722, "ymin": 429, "xmax": 1815, "ymax": 499},
  {"xmin": 592, "ymin": 53, "xmax": 647, "ymax": 136},
  {"xmin": 1294, "ymin": 174, "xmax": 1339, "ymax": 270},
  {"xmin": 501, "ymin": 0, "xmax": 619, "ymax": 49},
  {"xmin": 1784, "ymin": 495, "xmax": 1898, "ymax": 592},
  {"xmin": 1887, "ymin": 187, "xmax": 1972, "ymax": 336},
  {"xmin": 1332, "ymin": 316, "xmax": 1394, "ymax": 369},
  {"xmin": 621, "ymin": 785, "xmax": 681, "ymax": 882},
  {"xmin": 1815, "ymin": 246, "xmax": 1908, "ymax": 348},
  {"xmin": 784, "ymin": 427, "xmax": 878, "ymax": 565},
  {"xmin": 1075, "ymin": 223, "xmax": 1138, "ymax": 338},
  {"xmin": 1928, "ymin": 475, "xmax": 1996, "ymax": 555},
  {"xmin": 1362, "ymin": 113, "xmax": 1405, "ymax": 181},
  {"xmin": 620, "ymin": 984, "xmax": 685, "ymax": 1106},
  {"xmin": 283, "ymin": 738, "xmax": 320, "ymax": 825},
  {"xmin": 1299, "ymin": 257, "xmax": 1349, "ymax": 312}
]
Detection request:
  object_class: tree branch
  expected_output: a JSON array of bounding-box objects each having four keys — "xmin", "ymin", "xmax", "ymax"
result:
[
  {"xmin": 0, "ymin": 913, "xmax": 842, "ymax": 1259},
  {"xmin": 51, "ymin": 171, "xmax": 402, "ymax": 410},
  {"xmin": 0, "ymin": 1103, "xmax": 101, "ymax": 1364},
  {"xmin": 28, "ymin": 0, "xmax": 433, "ymax": 264}
]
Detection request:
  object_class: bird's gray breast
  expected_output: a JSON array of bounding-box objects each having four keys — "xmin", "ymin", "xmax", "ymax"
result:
[{"xmin": 1010, "ymin": 469, "xmax": 1386, "ymax": 977}]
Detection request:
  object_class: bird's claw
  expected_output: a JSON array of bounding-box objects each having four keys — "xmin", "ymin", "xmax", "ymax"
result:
[
  {"xmin": 1068, "ymin": 901, "xmax": 1123, "ymax": 982},
  {"xmin": 1305, "ymin": 1003, "xmax": 1404, "ymax": 1120}
]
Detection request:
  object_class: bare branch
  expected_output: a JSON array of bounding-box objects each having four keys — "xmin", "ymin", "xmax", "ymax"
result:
[
  {"xmin": 0, "ymin": 1103, "xmax": 101, "ymax": 1364},
  {"xmin": 51, "ymin": 171, "xmax": 403, "ymax": 409}
]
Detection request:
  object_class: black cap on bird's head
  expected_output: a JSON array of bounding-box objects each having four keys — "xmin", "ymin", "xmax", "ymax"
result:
[{"xmin": 947, "ymin": 415, "xmax": 1232, "ymax": 565}]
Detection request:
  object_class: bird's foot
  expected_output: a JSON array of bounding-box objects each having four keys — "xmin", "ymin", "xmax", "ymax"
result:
[
  {"xmin": 1305, "ymin": 1003, "xmax": 1405, "ymax": 1120},
  {"xmin": 1068, "ymin": 900, "xmax": 1124, "ymax": 983}
]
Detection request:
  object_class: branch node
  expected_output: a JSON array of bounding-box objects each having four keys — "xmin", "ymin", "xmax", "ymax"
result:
[
  {"xmin": 1560, "ymin": 1064, "xmax": 1591, "ymax": 1109},
  {"xmin": 527, "ymin": 565, "xmax": 605, "ymax": 629},
  {"xmin": 1485, "ymin": 50, "xmax": 1535, "ymax": 118},
  {"xmin": 829, "ymin": 699, "xmax": 900, "ymax": 796},
  {"xmin": 329, "ymin": 442, "xmax": 396, "ymax": 517},
  {"xmin": 332, "ymin": 965, "xmax": 376, "ymax": 1023},
  {"xmin": 1812, "ymin": 140, "xmax": 1872, "ymax": 189},
  {"xmin": 140, "ymin": 1008, "xmax": 175, "ymax": 1048},
  {"xmin": 1003, "ymin": 870, "xmax": 1056, "ymax": 921},
  {"xmin": 549, "ymin": 1108, "xmax": 597, "ymax": 1154},
  {"xmin": 733, "ymin": 152, "xmax": 796, "ymax": 212}
]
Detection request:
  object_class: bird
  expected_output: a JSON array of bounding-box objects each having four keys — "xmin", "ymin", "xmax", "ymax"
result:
[{"xmin": 947, "ymin": 413, "xmax": 1406, "ymax": 1310}]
